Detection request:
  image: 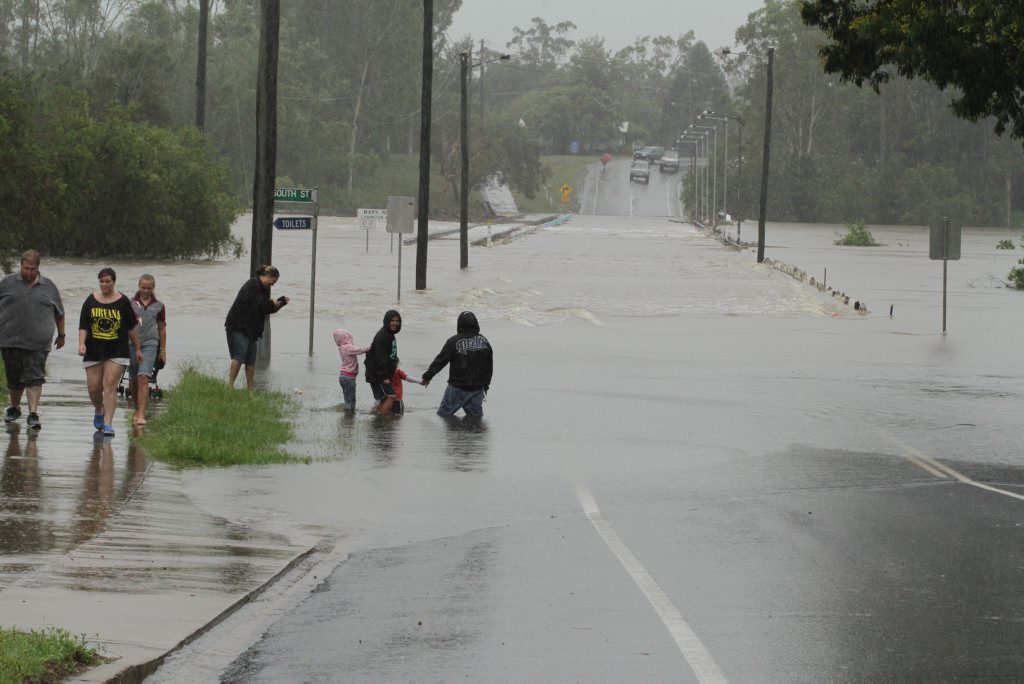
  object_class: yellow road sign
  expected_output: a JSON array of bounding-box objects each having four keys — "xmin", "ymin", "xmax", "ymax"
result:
[{"xmin": 560, "ymin": 184, "xmax": 572, "ymax": 202}]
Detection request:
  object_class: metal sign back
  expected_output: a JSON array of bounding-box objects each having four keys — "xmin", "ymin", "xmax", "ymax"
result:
[
  {"xmin": 386, "ymin": 196, "xmax": 415, "ymax": 234},
  {"xmin": 929, "ymin": 218, "xmax": 962, "ymax": 260}
]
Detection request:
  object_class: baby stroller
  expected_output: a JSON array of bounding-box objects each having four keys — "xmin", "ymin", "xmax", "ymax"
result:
[{"xmin": 118, "ymin": 357, "xmax": 165, "ymax": 400}]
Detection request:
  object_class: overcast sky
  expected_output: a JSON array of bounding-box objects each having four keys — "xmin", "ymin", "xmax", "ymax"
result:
[{"xmin": 447, "ymin": 0, "xmax": 766, "ymax": 55}]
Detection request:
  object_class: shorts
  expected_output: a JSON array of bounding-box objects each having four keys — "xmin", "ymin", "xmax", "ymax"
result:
[
  {"xmin": 227, "ymin": 330, "xmax": 258, "ymax": 366},
  {"xmin": 369, "ymin": 381, "xmax": 397, "ymax": 401},
  {"xmin": 130, "ymin": 341, "xmax": 160, "ymax": 379},
  {"xmin": 83, "ymin": 358, "xmax": 129, "ymax": 368},
  {"xmin": 338, "ymin": 373, "xmax": 357, "ymax": 409},
  {"xmin": 1, "ymin": 347, "xmax": 48, "ymax": 389},
  {"xmin": 436, "ymin": 384, "xmax": 485, "ymax": 418}
]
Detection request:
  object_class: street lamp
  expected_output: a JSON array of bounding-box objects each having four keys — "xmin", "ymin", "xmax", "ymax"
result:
[
  {"xmin": 683, "ymin": 129, "xmax": 709, "ymax": 222},
  {"xmin": 691, "ymin": 123, "xmax": 717, "ymax": 226},
  {"xmin": 701, "ymin": 110, "xmax": 743, "ymax": 241},
  {"xmin": 676, "ymin": 138, "xmax": 698, "ymax": 221},
  {"xmin": 720, "ymin": 46, "xmax": 774, "ymax": 262},
  {"xmin": 460, "ymin": 51, "xmax": 510, "ymax": 269},
  {"xmin": 680, "ymin": 133, "xmax": 706, "ymax": 222}
]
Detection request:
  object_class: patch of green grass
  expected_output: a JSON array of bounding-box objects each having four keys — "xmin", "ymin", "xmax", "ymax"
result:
[
  {"xmin": 0, "ymin": 626, "xmax": 102, "ymax": 683},
  {"xmin": 136, "ymin": 365, "xmax": 301, "ymax": 467},
  {"xmin": 513, "ymin": 155, "xmax": 594, "ymax": 214},
  {"xmin": 996, "ymin": 239, "xmax": 1016, "ymax": 249},
  {"xmin": 835, "ymin": 219, "xmax": 881, "ymax": 246}
]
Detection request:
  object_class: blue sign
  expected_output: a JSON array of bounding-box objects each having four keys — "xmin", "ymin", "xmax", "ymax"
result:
[
  {"xmin": 569, "ymin": 139, "xmax": 580, "ymax": 155},
  {"xmin": 273, "ymin": 216, "xmax": 312, "ymax": 230}
]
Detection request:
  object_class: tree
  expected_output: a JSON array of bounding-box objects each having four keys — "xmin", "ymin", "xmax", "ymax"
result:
[{"xmin": 800, "ymin": 0, "xmax": 1024, "ymax": 142}]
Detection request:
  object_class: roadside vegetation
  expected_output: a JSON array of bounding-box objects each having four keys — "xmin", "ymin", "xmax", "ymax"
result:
[
  {"xmin": 135, "ymin": 365, "xmax": 301, "ymax": 467},
  {"xmin": 835, "ymin": 220, "xmax": 881, "ymax": 246},
  {"xmin": 0, "ymin": 626, "xmax": 101, "ymax": 683},
  {"xmin": 996, "ymin": 239, "xmax": 1015, "ymax": 249},
  {"xmin": 1008, "ymin": 259, "xmax": 1024, "ymax": 290}
]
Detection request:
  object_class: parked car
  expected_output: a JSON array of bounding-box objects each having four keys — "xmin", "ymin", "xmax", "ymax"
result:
[
  {"xmin": 633, "ymin": 145, "xmax": 665, "ymax": 162},
  {"xmin": 629, "ymin": 160, "xmax": 650, "ymax": 184},
  {"xmin": 659, "ymin": 150, "xmax": 680, "ymax": 172}
]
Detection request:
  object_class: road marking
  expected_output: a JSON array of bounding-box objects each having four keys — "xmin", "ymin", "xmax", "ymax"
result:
[
  {"xmin": 894, "ymin": 440, "xmax": 1024, "ymax": 502},
  {"xmin": 576, "ymin": 483, "xmax": 728, "ymax": 683},
  {"xmin": 665, "ymin": 174, "xmax": 675, "ymax": 216}
]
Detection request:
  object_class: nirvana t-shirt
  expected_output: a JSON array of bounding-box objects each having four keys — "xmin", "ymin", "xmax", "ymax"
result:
[{"xmin": 79, "ymin": 293, "xmax": 138, "ymax": 361}]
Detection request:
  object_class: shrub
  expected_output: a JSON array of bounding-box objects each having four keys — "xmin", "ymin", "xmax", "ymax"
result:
[
  {"xmin": 997, "ymin": 239, "xmax": 1016, "ymax": 249},
  {"xmin": 835, "ymin": 219, "xmax": 880, "ymax": 246},
  {"xmin": 1008, "ymin": 259, "xmax": 1024, "ymax": 290}
]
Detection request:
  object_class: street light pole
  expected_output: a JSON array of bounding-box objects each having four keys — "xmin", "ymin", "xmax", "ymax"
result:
[
  {"xmin": 703, "ymin": 110, "xmax": 743, "ymax": 240},
  {"xmin": 677, "ymin": 138, "xmax": 698, "ymax": 221},
  {"xmin": 692, "ymin": 124, "xmax": 716, "ymax": 225},
  {"xmin": 681, "ymin": 133, "xmax": 704, "ymax": 221},
  {"xmin": 757, "ymin": 47, "xmax": 775, "ymax": 263},
  {"xmin": 686, "ymin": 129, "xmax": 709, "ymax": 222},
  {"xmin": 459, "ymin": 51, "xmax": 510, "ymax": 270}
]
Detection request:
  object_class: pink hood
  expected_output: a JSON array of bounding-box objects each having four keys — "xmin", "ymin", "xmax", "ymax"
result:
[{"xmin": 333, "ymin": 328, "xmax": 370, "ymax": 375}]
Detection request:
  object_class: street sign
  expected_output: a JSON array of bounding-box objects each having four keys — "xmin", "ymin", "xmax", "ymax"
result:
[
  {"xmin": 929, "ymin": 218, "xmax": 962, "ymax": 260},
  {"xmin": 273, "ymin": 188, "xmax": 314, "ymax": 203},
  {"xmin": 273, "ymin": 216, "xmax": 312, "ymax": 230},
  {"xmin": 358, "ymin": 208, "xmax": 387, "ymax": 230},
  {"xmin": 560, "ymin": 184, "xmax": 572, "ymax": 202}
]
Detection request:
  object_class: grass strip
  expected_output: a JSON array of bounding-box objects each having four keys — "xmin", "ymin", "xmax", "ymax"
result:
[
  {"xmin": 136, "ymin": 365, "xmax": 301, "ymax": 467},
  {"xmin": 0, "ymin": 626, "xmax": 101, "ymax": 683}
]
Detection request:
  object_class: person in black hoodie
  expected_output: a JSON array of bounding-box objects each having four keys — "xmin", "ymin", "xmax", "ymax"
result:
[
  {"xmin": 364, "ymin": 309, "xmax": 401, "ymax": 415},
  {"xmin": 225, "ymin": 265, "xmax": 288, "ymax": 391},
  {"xmin": 421, "ymin": 311, "xmax": 493, "ymax": 418}
]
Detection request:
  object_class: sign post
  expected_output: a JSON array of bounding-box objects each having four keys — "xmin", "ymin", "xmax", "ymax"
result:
[
  {"xmin": 386, "ymin": 196, "xmax": 415, "ymax": 302},
  {"xmin": 358, "ymin": 208, "xmax": 387, "ymax": 253},
  {"xmin": 274, "ymin": 187, "xmax": 318, "ymax": 356},
  {"xmin": 929, "ymin": 216, "xmax": 961, "ymax": 334}
]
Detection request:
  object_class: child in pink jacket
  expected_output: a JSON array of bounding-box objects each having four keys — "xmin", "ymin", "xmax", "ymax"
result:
[{"xmin": 333, "ymin": 328, "xmax": 370, "ymax": 411}]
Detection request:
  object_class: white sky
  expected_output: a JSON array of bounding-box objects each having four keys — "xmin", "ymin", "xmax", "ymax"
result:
[{"xmin": 447, "ymin": 0, "xmax": 767, "ymax": 55}]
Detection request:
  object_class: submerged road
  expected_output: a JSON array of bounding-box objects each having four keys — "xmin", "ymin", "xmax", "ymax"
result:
[{"xmin": 135, "ymin": 213, "xmax": 1024, "ymax": 682}]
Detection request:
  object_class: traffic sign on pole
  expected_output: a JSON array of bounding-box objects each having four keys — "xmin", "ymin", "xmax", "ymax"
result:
[{"xmin": 273, "ymin": 216, "xmax": 312, "ymax": 230}]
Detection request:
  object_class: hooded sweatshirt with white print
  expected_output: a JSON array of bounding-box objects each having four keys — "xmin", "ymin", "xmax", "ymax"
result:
[{"xmin": 333, "ymin": 328, "xmax": 371, "ymax": 377}]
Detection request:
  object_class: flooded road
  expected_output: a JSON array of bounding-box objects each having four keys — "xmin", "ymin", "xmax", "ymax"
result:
[{"xmin": 1, "ymin": 210, "xmax": 1021, "ymax": 681}]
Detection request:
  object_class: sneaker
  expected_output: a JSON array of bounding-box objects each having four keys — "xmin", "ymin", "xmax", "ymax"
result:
[
  {"xmin": 93, "ymin": 414, "xmax": 104, "ymax": 431},
  {"xmin": 26, "ymin": 413, "xmax": 40, "ymax": 430},
  {"xmin": 4, "ymin": 406, "xmax": 21, "ymax": 423},
  {"xmin": 102, "ymin": 424, "xmax": 115, "ymax": 437}
]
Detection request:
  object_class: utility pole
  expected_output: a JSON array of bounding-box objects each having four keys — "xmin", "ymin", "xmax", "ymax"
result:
[
  {"xmin": 460, "ymin": 52, "xmax": 470, "ymax": 269},
  {"xmin": 251, "ymin": 0, "xmax": 280, "ymax": 276},
  {"xmin": 757, "ymin": 47, "xmax": 774, "ymax": 264},
  {"xmin": 195, "ymin": 0, "xmax": 209, "ymax": 130},
  {"xmin": 415, "ymin": 0, "xmax": 433, "ymax": 290},
  {"xmin": 479, "ymin": 38, "xmax": 485, "ymax": 123}
]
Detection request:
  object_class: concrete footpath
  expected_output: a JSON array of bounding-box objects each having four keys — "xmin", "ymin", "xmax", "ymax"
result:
[{"xmin": 0, "ymin": 214, "xmax": 568, "ymax": 683}]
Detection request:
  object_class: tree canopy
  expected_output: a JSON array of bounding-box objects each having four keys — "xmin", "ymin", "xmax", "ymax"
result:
[{"xmin": 800, "ymin": 0, "xmax": 1024, "ymax": 141}]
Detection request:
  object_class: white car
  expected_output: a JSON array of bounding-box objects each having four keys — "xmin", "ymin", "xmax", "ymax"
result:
[{"xmin": 629, "ymin": 160, "xmax": 650, "ymax": 184}]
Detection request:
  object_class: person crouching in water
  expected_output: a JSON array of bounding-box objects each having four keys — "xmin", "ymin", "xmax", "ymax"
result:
[
  {"xmin": 421, "ymin": 311, "xmax": 493, "ymax": 418},
  {"xmin": 363, "ymin": 310, "xmax": 401, "ymax": 415}
]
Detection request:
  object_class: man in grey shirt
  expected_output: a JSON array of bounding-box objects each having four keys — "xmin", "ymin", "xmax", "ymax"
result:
[{"xmin": 0, "ymin": 250, "xmax": 66, "ymax": 429}]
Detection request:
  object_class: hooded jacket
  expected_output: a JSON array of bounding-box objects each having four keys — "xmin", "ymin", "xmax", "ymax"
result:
[
  {"xmin": 364, "ymin": 309, "xmax": 401, "ymax": 385},
  {"xmin": 333, "ymin": 328, "xmax": 370, "ymax": 377},
  {"xmin": 422, "ymin": 311, "xmax": 493, "ymax": 392}
]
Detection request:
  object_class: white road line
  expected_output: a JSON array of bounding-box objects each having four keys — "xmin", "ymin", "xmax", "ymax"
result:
[
  {"xmin": 665, "ymin": 174, "xmax": 674, "ymax": 216},
  {"xmin": 894, "ymin": 439, "xmax": 1024, "ymax": 502},
  {"xmin": 576, "ymin": 483, "xmax": 728, "ymax": 683}
]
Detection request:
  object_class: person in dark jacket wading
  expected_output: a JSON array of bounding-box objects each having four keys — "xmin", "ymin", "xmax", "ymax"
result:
[
  {"xmin": 364, "ymin": 309, "xmax": 402, "ymax": 415},
  {"xmin": 421, "ymin": 311, "xmax": 493, "ymax": 418}
]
